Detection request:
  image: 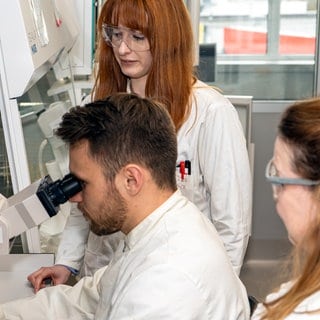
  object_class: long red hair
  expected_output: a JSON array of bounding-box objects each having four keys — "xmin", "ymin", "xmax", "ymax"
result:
[{"xmin": 93, "ymin": 0, "xmax": 196, "ymax": 130}]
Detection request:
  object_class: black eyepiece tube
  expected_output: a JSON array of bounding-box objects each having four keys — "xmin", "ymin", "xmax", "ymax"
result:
[{"xmin": 36, "ymin": 174, "xmax": 83, "ymax": 217}]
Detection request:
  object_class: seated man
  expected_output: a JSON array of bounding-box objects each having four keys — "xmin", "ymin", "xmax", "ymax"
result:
[{"xmin": 0, "ymin": 93, "xmax": 250, "ymax": 319}]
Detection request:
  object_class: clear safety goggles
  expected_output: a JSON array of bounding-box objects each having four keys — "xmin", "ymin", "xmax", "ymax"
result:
[
  {"xmin": 102, "ymin": 24, "xmax": 150, "ymax": 52},
  {"xmin": 265, "ymin": 158, "xmax": 320, "ymax": 198}
]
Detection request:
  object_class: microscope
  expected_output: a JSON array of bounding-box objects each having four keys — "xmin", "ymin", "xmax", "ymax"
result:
[{"xmin": 0, "ymin": 173, "xmax": 82, "ymax": 254}]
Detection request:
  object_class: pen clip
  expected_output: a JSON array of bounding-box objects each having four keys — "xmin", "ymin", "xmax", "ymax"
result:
[{"xmin": 185, "ymin": 160, "xmax": 191, "ymax": 175}]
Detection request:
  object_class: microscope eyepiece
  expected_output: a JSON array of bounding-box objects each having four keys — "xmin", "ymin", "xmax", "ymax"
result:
[{"xmin": 36, "ymin": 173, "xmax": 82, "ymax": 217}]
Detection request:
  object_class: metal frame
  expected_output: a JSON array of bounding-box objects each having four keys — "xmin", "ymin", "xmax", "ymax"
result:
[{"xmin": 225, "ymin": 95, "xmax": 253, "ymax": 148}]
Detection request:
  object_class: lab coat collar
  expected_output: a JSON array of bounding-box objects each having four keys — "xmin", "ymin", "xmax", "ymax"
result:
[{"xmin": 123, "ymin": 190, "xmax": 185, "ymax": 251}]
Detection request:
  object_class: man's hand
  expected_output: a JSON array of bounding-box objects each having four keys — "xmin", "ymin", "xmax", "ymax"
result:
[{"xmin": 27, "ymin": 265, "xmax": 72, "ymax": 293}]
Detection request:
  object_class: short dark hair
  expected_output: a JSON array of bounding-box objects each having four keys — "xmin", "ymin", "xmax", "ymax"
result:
[{"xmin": 56, "ymin": 93, "xmax": 177, "ymax": 190}]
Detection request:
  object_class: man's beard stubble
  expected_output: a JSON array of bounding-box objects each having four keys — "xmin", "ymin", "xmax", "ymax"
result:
[{"xmin": 78, "ymin": 184, "xmax": 128, "ymax": 236}]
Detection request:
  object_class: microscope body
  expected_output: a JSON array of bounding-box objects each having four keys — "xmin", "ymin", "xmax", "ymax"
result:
[{"xmin": 0, "ymin": 174, "xmax": 81, "ymax": 254}]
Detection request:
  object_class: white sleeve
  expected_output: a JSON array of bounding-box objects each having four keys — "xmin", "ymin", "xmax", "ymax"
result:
[
  {"xmin": 55, "ymin": 203, "xmax": 90, "ymax": 271},
  {"xmin": 1, "ymin": 266, "xmax": 106, "ymax": 320},
  {"xmin": 198, "ymin": 99, "xmax": 252, "ymax": 274}
]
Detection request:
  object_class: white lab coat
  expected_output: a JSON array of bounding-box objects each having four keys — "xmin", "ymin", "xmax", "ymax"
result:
[
  {"xmin": 0, "ymin": 191, "xmax": 250, "ymax": 319},
  {"xmin": 251, "ymin": 281, "xmax": 320, "ymax": 319},
  {"xmin": 55, "ymin": 80, "xmax": 252, "ymax": 276}
]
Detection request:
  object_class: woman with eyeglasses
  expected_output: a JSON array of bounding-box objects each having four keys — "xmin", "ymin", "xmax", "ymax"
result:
[
  {"xmin": 252, "ymin": 97, "xmax": 320, "ymax": 319},
  {"xmin": 28, "ymin": 0, "xmax": 252, "ymax": 290}
]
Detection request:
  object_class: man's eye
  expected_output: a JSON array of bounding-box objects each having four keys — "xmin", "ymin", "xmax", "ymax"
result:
[{"xmin": 79, "ymin": 180, "xmax": 86, "ymax": 189}]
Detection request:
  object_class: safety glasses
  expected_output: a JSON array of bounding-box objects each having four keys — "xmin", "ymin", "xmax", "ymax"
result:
[
  {"xmin": 102, "ymin": 24, "xmax": 150, "ymax": 52},
  {"xmin": 265, "ymin": 158, "xmax": 320, "ymax": 197}
]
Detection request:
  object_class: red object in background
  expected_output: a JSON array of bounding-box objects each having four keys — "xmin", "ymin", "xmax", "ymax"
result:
[
  {"xmin": 279, "ymin": 34, "xmax": 315, "ymax": 54},
  {"xmin": 224, "ymin": 27, "xmax": 315, "ymax": 54}
]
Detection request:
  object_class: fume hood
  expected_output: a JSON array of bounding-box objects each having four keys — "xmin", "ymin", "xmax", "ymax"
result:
[{"xmin": 0, "ymin": 0, "xmax": 93, "ymax": 253}]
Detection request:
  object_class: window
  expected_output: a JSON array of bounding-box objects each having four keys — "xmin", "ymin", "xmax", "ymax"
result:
[{"xmin": 199, "ymin": 0, "xmax": 318, "ymax": 99}]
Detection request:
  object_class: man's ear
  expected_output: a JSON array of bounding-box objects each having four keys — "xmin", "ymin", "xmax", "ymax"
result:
[{"xmin": 119, "ymin": 164, "xmax": 144, "ymax": 196}]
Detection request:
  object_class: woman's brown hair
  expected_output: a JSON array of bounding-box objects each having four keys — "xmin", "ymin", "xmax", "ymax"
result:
[{"xmin": 262, "ymin": 97, "xmax": 320, "ymax": 319}]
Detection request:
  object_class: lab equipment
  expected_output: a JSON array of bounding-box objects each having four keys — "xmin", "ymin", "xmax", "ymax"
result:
[
  {"xmin": 37, "ymin": 101, "xmax": 73, "ymax": 252},
  {"xmin": 50, "ymin": 0, "xmax": 96, "ymax": 106},
  {"xmin": 0, "ymin": 0, "xmax": 79, "ymax": 99},
  {"xmin": 0, "ymin": 173, "xmax": 82, "ymax": 254},
  {"xmin": 37, "ymin": 101, "xmax": 70, "ymax": 179},
  {"xmin": 53, "ymin": 0, "xmax": 95, "ymax": 79},
  {"xmin": 0, "ymin": 0, "xmax": 79, "ymax": 252}
]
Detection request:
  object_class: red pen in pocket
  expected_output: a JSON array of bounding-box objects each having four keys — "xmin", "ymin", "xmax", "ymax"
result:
[{"xmin": 179, "ymin": 161, "xmax": 185, "ymax": 181}]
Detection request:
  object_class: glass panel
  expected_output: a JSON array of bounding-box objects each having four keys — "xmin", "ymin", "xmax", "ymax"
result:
[
  {"xmin": 17, "ymin": 70, "xmax": 69, "ymax": 183},
  {"xmin": 199, "ymin": 0, "xmax": 318, "ymax": 100},
  {"xmin": 15, "ymin": 71, "xmax": 92, "ymax": 253},
  {"xmin": 279, "ymin": 2, "xmax": 316, "ymax": 55},
  {"xmin": 16, "ymin": 72, "xmax": 92, "ymax": 184},
  {"xmin": 0, "ymin": 0, "xmax": 94, "ymax": 254},
  {"xmin": 0, "ymin": 116, "xmax": 13, "ymax": 198},
  {"xmin": 200, "ymin": 0, "xmax": 268, "ymax": 54}
]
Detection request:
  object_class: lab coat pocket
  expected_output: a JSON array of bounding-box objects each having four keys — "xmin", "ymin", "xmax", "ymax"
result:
[{"xmin": 176, "ymin": 160, "xmax": 195, "ymax": 202}]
